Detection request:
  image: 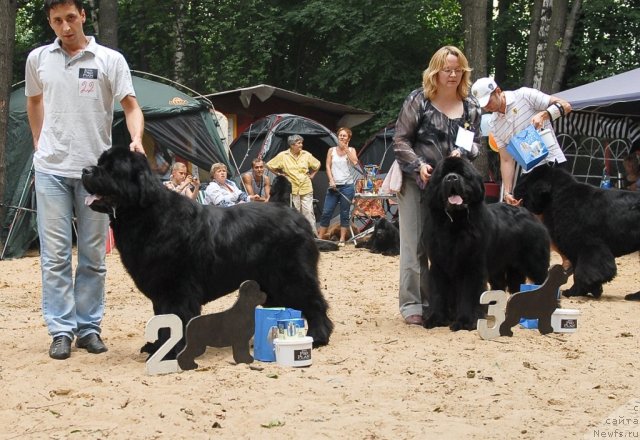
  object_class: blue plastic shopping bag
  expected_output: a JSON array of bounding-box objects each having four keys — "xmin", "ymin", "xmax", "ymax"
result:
[
  {"xmin": 254, "ymin": 307, "xmax": 302, "ymax": 361},
  {"xmin": 506, "ymin": 125, "xmax": 549, "ymax": 171}
]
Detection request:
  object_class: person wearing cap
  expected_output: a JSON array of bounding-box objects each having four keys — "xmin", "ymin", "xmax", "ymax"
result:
[
  {"xmin": 393, "ymin": 45, "xmax": 482, "ymax": 326},
  {"xmin": 471, "ymin": 77, "xmax": 571, "ymax": 206}
]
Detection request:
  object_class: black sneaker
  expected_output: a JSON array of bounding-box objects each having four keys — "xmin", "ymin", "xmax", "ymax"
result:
[
  {"xmin": 49, "ymin": 335, "xmax": 72, "ymax": 360},
  {"xmin": 75, "ymin": 333, "xmax": 108, "ymax": 354}
]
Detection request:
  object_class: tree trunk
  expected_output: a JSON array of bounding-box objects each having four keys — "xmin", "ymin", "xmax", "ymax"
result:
[
  {"xmin": 552, "ymin": 0, "xmax": 582, "ymax": 93},
  {"xmin": 0, "ymin": 0, "xmax": 18, "ymax": 243},
  {"xmin": 523, "ymin": 0, "xmax": 544, "ymax": 87},
  {"xmin": 98, "ymin": 0, "xmax": 119, "ymax": 49},
  {"xmin": 86, "ymin": 0, "xmax": 100, "ymax": 36},
  {"xmin": 494, "ymin": 0, "xmax": 513, "ymax": 85},
  {"xmin": 532, "ymin": 0, "xmax": 553, "ymax": 89},
  {"xmin": 460, "ymin": 0, "xmax": 489, "ymax": 80},
  {"xmin": 173, "ymin": 1, "xmax": 186, "ymax": 84},
  {"xmin": 541, "ymin": 0, "xmax": 568, "ymax": 93}
]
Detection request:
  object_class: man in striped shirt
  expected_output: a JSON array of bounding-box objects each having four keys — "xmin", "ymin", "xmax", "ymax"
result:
[{"xmin": 471, "ymin": 77, "xmax": 571, "ymax": 205}]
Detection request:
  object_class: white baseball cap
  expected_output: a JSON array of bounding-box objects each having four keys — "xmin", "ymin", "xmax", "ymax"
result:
[{"xmin": 471, "ymin": 77, "xmax": 498, "ymax": 108}]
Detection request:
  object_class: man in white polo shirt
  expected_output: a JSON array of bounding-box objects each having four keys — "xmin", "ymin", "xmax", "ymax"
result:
[
  {"xmin": 26, "ymin": 0, "xmax": 145, "ymax": 360},
  {"xmin": 471, "ymin": 77, "xmax": 571, "ymax": 205}
]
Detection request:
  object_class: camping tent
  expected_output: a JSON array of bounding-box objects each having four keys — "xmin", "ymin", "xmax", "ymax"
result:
[
  {"xmin": 357, "ymin": 122, "xmax": 396, "ymax": 174},
  {"xmin": 553, "ymin": 68, "xmax": 640, "ymax": 184},
  {"xmin": 229, "ymin": 113, "xmax": 343, "ymax": 213},
  {"xmin": 555, "ymin": 68, "xmax": 640, "ymax": 117},
  {"xmin": 1, "ymin": 75, "xmax": 231, "ymax": 259}
]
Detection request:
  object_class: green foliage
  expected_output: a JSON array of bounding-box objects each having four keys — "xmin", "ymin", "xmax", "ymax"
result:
[
  {"xmin": 13, "ymin": 0, "xmax": 49, "ymax": 84},
  {"xmin": 566, "ymin": 0, "xmax": 640, "ymax": 87},
  {"xmin": 489, "ymin": 0, "xmax": 530, "ymax": 89},
  {"xmin": 10, "ymin": 0, "xmax": 639, "ymax": 143}
]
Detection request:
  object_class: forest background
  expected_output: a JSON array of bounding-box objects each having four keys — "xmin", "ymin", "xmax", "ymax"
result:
[{"xmin": 0, "ymin": 0, "xmax": 639, "ymax": 205}]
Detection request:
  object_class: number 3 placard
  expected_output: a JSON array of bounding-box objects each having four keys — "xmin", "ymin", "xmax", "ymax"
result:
[{"xmin": 477, "ymin": 290, "xmax": 509, "ymax": 340}]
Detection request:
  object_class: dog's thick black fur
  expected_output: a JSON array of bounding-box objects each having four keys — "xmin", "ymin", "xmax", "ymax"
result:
[
  {"xmin": 269, "ymin": 174, "xmax": 339, "ymax": 252},
  {"xmin": 82, "ymin": 148, "xmax": 334, "ymax": 356},
  {"xmin": 355, "ymin": 217, "xmax": 400, "ymax": 256},
  {"xmin": 269, "ymin": 175, "xmax": 292, "ymax": 205},
  {"xmin": 524, "ymin": 164, "xmax": 640, "ymax": 300},
  {"xmin": 422, "ymin": 157, "xmax": 551, "ymax": 331}
]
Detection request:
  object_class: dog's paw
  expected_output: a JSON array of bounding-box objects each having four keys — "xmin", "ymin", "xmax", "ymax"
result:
[
  {"xmin": 423, "ymin": 314, "xmax": 449, "ymax": 329},
  {"xmin": 450, "ymin": 319, "xmax": 477, "ymax": 332},
  {"xmin": 625, "ymin": 291, "xmax": 640, "ymax": 301},
  {"xmin": 307, "ymin": 328, "xmax": 330, "ymax": 348},
  {"xmin": 140, "ymin": 341, "xmax": 159, "ymax": 355},
  {"xmin": 589, "ymin": 285, "xmax": 603, "ymax": 299},
  {"xmin": 176, "ymin": 355, "xmax": 198, "ymax": 371},
  {"xmin": 498, "ymin": 323, "xmax": 514, "ymax": 337},
  {"xmin": 561, "ymin": 287, "xmax": 587, "ymax": 297}
]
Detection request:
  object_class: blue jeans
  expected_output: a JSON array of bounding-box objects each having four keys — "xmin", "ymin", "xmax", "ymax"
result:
[
  {"xmin": 319, "ymin": 184, "xmax": 355, "ymax": 227},
  {"xmin": 35, "ymin": 171, "xmax": 109, "ymax": 340}
]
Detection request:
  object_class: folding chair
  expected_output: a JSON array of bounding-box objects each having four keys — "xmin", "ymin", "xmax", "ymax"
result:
[{"xmin": 349, "ymin": 178, "xmax": 396, "ymax": 244}]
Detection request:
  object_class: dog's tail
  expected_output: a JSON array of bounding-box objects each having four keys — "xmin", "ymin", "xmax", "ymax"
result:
[{"xmin": 315, "ymin": 238, "xmax": 339, "ymax": 252}]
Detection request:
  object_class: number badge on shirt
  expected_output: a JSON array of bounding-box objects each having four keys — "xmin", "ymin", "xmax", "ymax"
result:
[{"xmin": 78, "ymin": 68, "xmax": 98, "ymax": 99}]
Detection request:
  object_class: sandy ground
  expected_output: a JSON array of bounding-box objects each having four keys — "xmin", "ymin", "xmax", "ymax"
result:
[{"xmin": 0, "ymin": 247, "xmax": 638, "ymax": 440}]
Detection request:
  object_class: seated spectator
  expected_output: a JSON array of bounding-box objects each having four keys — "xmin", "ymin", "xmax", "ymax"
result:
[
  {"xmin": 150, "ymin": 148, "xmax": 172, "ymax": 182},
  {"xmin": 241, "ymin": 158, "xmax": 271, "ymax": 202},
  {"xmin": 204, "ymin": 163, "xmax": 250, "ymax": 206},
  {"xmin": 623, "ymin": 153, "xmax": 639, "ymax": 191},
  {"xmin": 164, "ymin": 162, "xmax": 200, "ymax": 200}
]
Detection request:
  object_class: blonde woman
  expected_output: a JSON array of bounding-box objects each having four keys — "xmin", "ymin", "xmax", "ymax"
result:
[
  {"xmin": 392, "ymin": 45, "xmax": 482, "ymax": 325},
  {"xmin": 204, "ymin": 163, "xmax": 249, "ymax": 206},
  {"xmin": 164, "ymin": 162, "xmax": 200, "ymax": 200}
]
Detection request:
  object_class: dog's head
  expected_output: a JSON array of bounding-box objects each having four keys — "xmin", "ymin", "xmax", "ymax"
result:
[
  {"xmin": 82, "ymin": 147, "xmax": 161, "ymax": 213},
  {"xmin": 427, "ymin": 156, "xmax": 484, "ymax": 213},
  {"xmin": 370, "ymin": 217, "xmax": 400, "ymax": 249},
  {"xmin": 523, "ymin": 164, "xmax": 575, "ymax": 215},
  {"xmin": 269, "ymin": 175, "xmax": 292, "ymax": 204}
]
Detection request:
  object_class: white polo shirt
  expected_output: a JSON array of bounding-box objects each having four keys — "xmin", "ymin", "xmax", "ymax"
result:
[
  {"xmin": 489, "ymin": 87, "xmax": 566, "ymax": 171},
  {"xmin": 25, "ymin": 36, "xmax": 136, "ymax": 178}
]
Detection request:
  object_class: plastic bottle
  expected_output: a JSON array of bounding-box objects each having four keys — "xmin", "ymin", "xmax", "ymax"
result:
[{"xmin": 600, "ymin": 167, "xmax": 612, "ymax": 189}]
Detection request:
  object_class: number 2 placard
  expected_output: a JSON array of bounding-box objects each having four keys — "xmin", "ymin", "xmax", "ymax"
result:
[{"xmin": 145, "ymin": 314, "xmax": 182, "ymax": 375}]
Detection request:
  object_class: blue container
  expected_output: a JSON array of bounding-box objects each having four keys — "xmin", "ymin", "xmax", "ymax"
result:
[
  {"xmin": 518, "ymin": 283, "xmax": 561, "ymax": 329},
  {"xmin": 506, "ymin": 125, "xmax": 549, "ymax": 171},
  {"xmin": 276, "ymin": 318, "xmax": 306, "ymax": 338},
  {"xmin": 254, "ymin": 307, "xmax": 302, "ymax": 362}
]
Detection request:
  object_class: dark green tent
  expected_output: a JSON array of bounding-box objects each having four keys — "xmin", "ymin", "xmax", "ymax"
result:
[{"xmin": 1, "ymin": 74, "xmax": 231, "ymax": 259}]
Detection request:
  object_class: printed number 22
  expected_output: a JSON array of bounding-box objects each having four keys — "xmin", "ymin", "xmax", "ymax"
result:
[{"xmin": 145, "ymin": 314, "xmax": 182, "ymax": 375}]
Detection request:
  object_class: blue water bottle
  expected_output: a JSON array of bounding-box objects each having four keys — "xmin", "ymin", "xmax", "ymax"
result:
[{"xmin": 600, "ymin": 168, "xmax": 611, "ymax": 189}]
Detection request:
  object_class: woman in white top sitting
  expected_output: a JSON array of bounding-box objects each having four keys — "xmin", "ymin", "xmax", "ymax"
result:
[
  {"xmin": 164, "ymin": 162, "xmax": 200, "ymax": 200},
  {"xmin": 204, "ymin": 163, "xmax": 250, "ymax": 207},
  {"xmin": 317, "ymin": 127, "xmax": 359, "ymax": 246}
]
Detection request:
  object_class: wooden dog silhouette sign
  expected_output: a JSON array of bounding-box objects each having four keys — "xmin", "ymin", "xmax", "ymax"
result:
[
  {"xmin": 145, "ymin": 280, "xmax": 267, "ymax": 375},
  {"xmin": 478, "ymin": 265, "xmax": 570, "ymax": 340},
  {"xmin": 177, "ymin": 280, "xmax": 267, "ymax": 370}
]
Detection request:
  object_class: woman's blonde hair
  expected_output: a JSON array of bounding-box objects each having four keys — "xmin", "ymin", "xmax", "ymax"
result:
[
  {"xmin": 210, "ymin": 163, "xmax": 227, "ymax": 178},
  {"xmin": 337, "ymin": 127, "xmax": 352, "ymax": 139},
  {"xmin": 422, "ymin": 45, "xmax": 472, "ymax": 101}
]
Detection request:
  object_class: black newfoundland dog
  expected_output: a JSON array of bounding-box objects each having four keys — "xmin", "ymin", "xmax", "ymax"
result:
[
  {"xmin": 269, "ymin": 174, "xmax": 339, "ymax": 252},
  {"xmin": 422, "ymin": 157, "xmax": 551, "ymax": 331},
  {"xmin": 524, "ymin": 164, "xmax": 640, "ymax": 300},
  {"xmin": 268, "ymin": 175, "xmax": 292, "ymax": 205},
  {"xmin": 82, "ymin": 148, "xmax": 334, "ymax": 355},
  {"xmin": 355, "ymin": 217, "xmax": 400, "ymax": 256}
]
